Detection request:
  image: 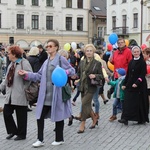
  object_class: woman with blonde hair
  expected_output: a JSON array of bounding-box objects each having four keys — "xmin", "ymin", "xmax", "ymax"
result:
[{"xmin": 76, "ymin": 44, "xmax": 104, "ymax": 133}]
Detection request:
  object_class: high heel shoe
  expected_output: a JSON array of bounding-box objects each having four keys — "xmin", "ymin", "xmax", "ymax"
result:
[
  {"xmin": 68, "ymin": 115, "xmax": 74, "ymax": 126},
  {"xmin": 89, "ymin": 121, "xmax": 98, "ymax": 129},
  {"xmin": 77, "ymin": 130, "xmax": 84, "ymax": 134}
]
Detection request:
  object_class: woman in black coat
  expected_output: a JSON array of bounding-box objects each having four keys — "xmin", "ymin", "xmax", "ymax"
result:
[{"xmin": 118, "ymin": 46, "xmax": 149, "ymax": 125}]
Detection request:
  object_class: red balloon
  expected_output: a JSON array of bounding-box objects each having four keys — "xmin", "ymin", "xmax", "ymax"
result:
[
  {"xmin": 147, "ymin": 65, "xmax": 150, "ymax": 74},
  {"xmin": 141, "ymin": 44, "xmax": 147, "ymax": 50},
  {"xmin": 107, "ymin": 44, "xmax": 113, "ymax": 51}
]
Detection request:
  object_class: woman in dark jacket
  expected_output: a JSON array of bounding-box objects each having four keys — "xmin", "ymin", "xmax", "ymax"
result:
[
  {"xmin": 118, "ymin": 46, "xmax": 149, "ymax": 125},
  {"xmin": 77, "ymin": 44, "xmax": 104, "ymax": 133}
]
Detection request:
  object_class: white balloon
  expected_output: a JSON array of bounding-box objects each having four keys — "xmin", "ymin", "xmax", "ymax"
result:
[{"xmin": 71, "ymin": 42, "xmax": 77, "ymax": 50}]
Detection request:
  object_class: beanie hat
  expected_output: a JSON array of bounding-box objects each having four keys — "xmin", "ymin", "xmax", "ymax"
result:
[{"xmin": 116, "ymin": 68, "xmax": 126, "ymax": 76}]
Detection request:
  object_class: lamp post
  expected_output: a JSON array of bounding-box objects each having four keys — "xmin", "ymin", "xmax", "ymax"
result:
[{"xmin": 140, "ymin": 0, "xmax": 143, "ymax": 45}]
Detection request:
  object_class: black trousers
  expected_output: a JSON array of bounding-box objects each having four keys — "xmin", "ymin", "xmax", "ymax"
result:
[
  {"xmin": 3, "ymin": 104, "xmax": 27, "ymax": 138},
  {"xmin": 37, "ymin": 106, "xmax": 64, "ymax": 142}
]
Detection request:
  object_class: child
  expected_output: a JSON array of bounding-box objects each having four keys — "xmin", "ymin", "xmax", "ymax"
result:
[{"xmin": 108, "ymin": 68, "xmax": 126, "ymax": 121}]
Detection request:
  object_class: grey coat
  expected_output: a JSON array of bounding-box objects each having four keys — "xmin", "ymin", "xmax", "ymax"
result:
[
  {"xmin": 0, "ymin": 58, "xmax": 32, "ymax": 106},
  {"xmin": 27, "ymin": 53, "xmax": 75, "ymax": 122}
]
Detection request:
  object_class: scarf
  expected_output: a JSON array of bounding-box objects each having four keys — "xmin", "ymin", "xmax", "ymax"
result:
[
  {"xmin": 80, "ymin": 57, "xmax": 94, "ymax": 93},
  {"xmin": 7, "ymin": 62, "xmax": 15, "ymax": 87}
]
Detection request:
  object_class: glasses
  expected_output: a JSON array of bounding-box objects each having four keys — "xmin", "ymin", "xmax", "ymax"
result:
[{"xmin": 46, "ymin": 45, "xmax": 55, "ymax": 48}]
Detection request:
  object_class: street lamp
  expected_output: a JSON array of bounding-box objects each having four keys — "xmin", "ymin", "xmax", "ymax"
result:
[{"xmin": 140, "ymin": 0, "xmax": 143, "ymax": 45}]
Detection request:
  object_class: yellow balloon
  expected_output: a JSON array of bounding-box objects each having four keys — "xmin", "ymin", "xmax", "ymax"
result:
[
  {"xmin": 125, "ymin": 39, "xmax": 129, "ymax": 47},
  {"xmin": 64, "ymin": 43, "xmax": 71, "ymax": 51},
  {"xmin": 107, "ymin": 61, "xmax": 114, "ymax": 71}
]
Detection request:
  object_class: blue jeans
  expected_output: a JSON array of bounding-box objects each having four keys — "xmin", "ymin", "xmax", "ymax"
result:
[
  {"xmin": 113, "ymin": 98, "xmax": 123, "ymax": 116},
  {"xmin": 93, "ymin": 86, "xmax": 100, "ymax": 113}
]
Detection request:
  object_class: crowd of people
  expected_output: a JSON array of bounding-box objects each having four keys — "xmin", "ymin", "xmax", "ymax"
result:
[{"xmin": 0, "ymin": 37, "xmax": 149, "ymax": 148}]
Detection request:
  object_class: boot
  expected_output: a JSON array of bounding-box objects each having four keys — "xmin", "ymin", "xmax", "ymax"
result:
[{"xmin": 89, "ymin": 111, "xmax": 98, "ymax": 129}]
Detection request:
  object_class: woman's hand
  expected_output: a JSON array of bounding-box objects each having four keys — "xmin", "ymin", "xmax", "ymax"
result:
[
  {"xmin": 18, "ymin": 70, "xmax": 27, "ymax": 76},
  {"xmin": 89, "ymin": 74, "xmax": 96, "ymax": 79},
  {"xmin": 122, "ymin": 86, "xmax": 126, "ymax": 90},
  {"xmin": 132, "ymin": 84, "xmax": 137, "ymax": 88}
]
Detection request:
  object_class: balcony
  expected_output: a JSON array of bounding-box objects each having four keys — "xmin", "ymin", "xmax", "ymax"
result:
[{"xmin": 112, "ymin": 27, "xmax": 129, "ymax": 36}]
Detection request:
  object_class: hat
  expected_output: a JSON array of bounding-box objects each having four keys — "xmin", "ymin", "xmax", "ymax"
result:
[
  {"xmin": 28, "ymin": 47, "xmax": 39, "ymax": 56},
  {"xmin": 116, "ymin": 68, "xmax": 126, "ymax": 76}
]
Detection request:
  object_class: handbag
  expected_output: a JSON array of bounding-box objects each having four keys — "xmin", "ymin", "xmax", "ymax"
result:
[
  {"xmin": 90, "ymin": 63, "xmax": 103, "ymax": 87},
  {"xmin": 21, "ymin": 61, "xmax": 39, "ymax": 102},
  {"xmin": 25, "ymin": 81, "xmax": 39, "ymax": 102},
  {"xmin": 59, "ymin": 56, "xmax": 72, "ymax": 102},
  {"xmin": 62, "ymin": 83, "xmax": 71, "ymax": 103}
]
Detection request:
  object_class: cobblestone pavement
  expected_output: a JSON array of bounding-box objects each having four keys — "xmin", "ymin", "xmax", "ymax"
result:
[{"xmin": 0, "ymin": 84, "xmax": 150, "ymax": 150}]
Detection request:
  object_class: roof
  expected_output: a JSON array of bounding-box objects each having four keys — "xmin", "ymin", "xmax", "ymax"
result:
[{"xmin": 90, "ymin": 0, "xmax": 106, "ymax": 18}]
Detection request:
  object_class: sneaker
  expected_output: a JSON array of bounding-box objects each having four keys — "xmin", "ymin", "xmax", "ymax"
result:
[
  {"xmin": 32, "ymin": 140, "xmax": 44, "ymax": 147},
  {"xmin": 51, "ymin": 141, "xmax": 64, "ymax": 146},
  {"xmin": 109, "ymin": 116, "xmax": 117, "ymax": 121}
]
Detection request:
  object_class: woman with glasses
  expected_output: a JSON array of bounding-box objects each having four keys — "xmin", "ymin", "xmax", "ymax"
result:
[{"xmin": 18, "ymin": 39, "xmax": 75, "ymax": 147}]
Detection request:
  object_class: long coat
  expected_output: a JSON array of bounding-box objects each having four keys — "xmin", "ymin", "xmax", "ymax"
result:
[
  {"xmin": 27, "ymin": 53, "xmax": 75, "ymax": 122},
  {"xmin": 0, "ymin": 58, "xmax": 32, "ymax": 106},
  {"xmin": 121, "ymin": 57, "xmax": 149, "ymax": 123}
]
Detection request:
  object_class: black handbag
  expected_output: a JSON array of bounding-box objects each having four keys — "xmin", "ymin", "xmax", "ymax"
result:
[
  {"xmin": 90, "ymin": 63, "xmax": 103, "ymax": 87},
  {"xmin": 59, "ymin": 56, "xmax": 71, "ymax": 102}
]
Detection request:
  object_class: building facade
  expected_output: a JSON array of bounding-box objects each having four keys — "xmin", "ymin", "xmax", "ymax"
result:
[
  {"xmin": 106, "ymin": 0, "xmax": 150, "ymax": 46},
  {"xmin": 0, "ymin": 0, "xmax": 90, "ymax": 49}
]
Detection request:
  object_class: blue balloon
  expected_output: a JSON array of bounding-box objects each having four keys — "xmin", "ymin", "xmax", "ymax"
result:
[
  {"xmin": 108, "ymin": 33, "xmax": 118, "ymax": 45},
  {"xmin": 51, "ymin": 66, "xmax": 67, "ymax": 87}
]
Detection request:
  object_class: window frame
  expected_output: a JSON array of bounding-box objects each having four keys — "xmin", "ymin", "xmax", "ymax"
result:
[
  {"xmin": 17, "ymin": 0, "xmax": 24, "ymax": 5},
  {"xmin": 112, "ymin": 16, "xmax": 116, "ymax": 29},
  {"xmin": 0, "ymin": 14, "xmax": 1, "ymax": 28},
  {"xmin": 78, "ymin": 0, "xmax": 83, "ymax": 8},
  {"xmin": 46, "ymin": 16, "xmax": 53, "ymax": 30},
  {"xmin": 17, "ymin": 14, "xmax": 24, "ymax": 29},
  {"xmin": 133, "ymin": 13, "xmax": 138, "ymax": 28},
  {"xmin": 66, "ymin": 0, "xmax": 72, "ymax": 8},
  {"xmin": 46, "ymin": 0, "xmax": 53, "ymax": 7},
  {"xmin": 32, "ymin": 15, "xmax": 39, "ymax": 29},
  {"xmin": 32, "ymin": 0, "xmax": 38, "ymax": 6},
  {"xmin": 77, "ymin": 18, "xmax": 83, "ymax": 31},
  {"xmin": 66, "ymin": 17, "xmax": 72, "ymax": 31}
]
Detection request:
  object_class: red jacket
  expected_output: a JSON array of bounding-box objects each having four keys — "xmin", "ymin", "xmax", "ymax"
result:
[{"xmin": 111, "ymin": 47, "xmax": 132, "ymax": 79}]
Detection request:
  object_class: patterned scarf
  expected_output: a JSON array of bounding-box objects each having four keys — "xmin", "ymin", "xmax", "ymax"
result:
[{"xmin": 7, "ymin": 62, "xmax": 15, "ymax": 87}]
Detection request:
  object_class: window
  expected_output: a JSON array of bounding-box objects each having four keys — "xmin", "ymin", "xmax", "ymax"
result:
[
  {"xmin": 32, "ymin": 15, "xmax": 39, "ymax": 29},
  {"xmin": 66, "ymin": 17, "xmax": 72, "ymax": 30},
  {"xmin": 46, "ymin": 16, "xmax": 53, "ymax": 30},
  {"xmin": 77, "ymin": 18, "xmax": 83, "ymax": 31},
  {"xmin": 0, "ymin": 14, "xmax": 1, "ymax": 28},
  {"xmin": 17, "ymin": 14, "xmax": 24, "ymax": 29},
  {"xmin": 98, "ymin": 27, "xmax": 103, "ymax": 38},
  {"xmin": 78, "ymin": 0, "xmax": 83, "ymax": 8},
  {"xmin": 66, "ymin": 0, "xmax": 72, "ymax": 8},
  {"xmin": 46, "ymin": 0, "xmax": 53, "ymax": 6},
  {"xmin": 112, "ymin": 16, "xmax": 116, "ymax": 29},
  {"xmin": 122, "ymin": 0, "xmax": 126, "ymax": 3},
  {"xmin": 32, "ymin": 0, "xmax": 38, "ymax": 6},
  {"xmin": 17, "ymin": 0, "xmax": 24, "ymax": 5},
  {"xmin": 122, "ymin": 15, "xmax": 127, "ymax": 27},
  {"xmin": 112, "ymin": 0, "xmax": 116, "ymax": 4},
  {"xmin": 133, "ymin": 13, "xmax": 138, "ymax": 28}
]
